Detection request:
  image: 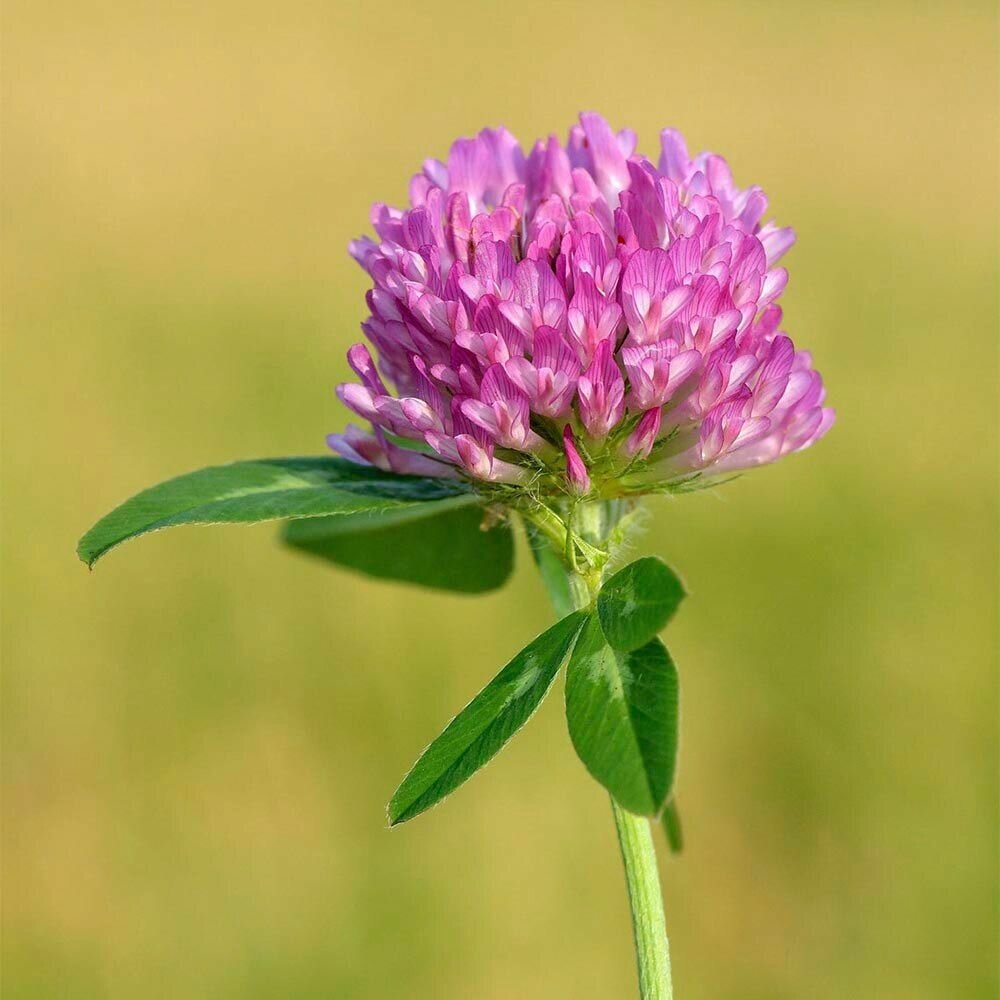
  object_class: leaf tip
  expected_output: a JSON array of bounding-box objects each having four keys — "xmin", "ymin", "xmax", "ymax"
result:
[
  {"xmin": 386, "ymin": 793, "xmax": 411, "ymax": 828},
  {"xmin": 386, "ymin": 808, "xmax": 409, "ymax": 829},
  {"xmin": 76, "ymin": 537, "xmax": 98, "ymax": 569}
]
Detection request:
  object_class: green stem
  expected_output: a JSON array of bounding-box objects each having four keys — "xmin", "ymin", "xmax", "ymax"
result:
[
  {"xmin": 611, "ymin": 797, "xmax": 673, "ymax": 999},
  {"xmin": 526, "ymin": 504, "xmax": 674, "ymax": 999}
]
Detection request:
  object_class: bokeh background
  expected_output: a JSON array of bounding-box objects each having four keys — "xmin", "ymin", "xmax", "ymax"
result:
[{"xmin": 4, "ymin": 2, "xmax": 998, "ymax": 997}]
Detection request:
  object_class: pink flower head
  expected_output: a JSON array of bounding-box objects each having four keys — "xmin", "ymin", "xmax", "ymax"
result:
[{"xmin": 332, "ymin": 113, "xmax": 833, "ymax": 497}]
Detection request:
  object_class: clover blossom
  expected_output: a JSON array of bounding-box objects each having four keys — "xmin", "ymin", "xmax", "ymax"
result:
[
  {"xmin": 79, "ymin": 111, "xmax": 840, "ymax": 1000},
  {"xmin": 333, "ymin": 112, "xmax": 833, "ymax": 498}
]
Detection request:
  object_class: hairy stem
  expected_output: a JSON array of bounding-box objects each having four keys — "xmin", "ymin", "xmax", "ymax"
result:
[
  {"xmin": 528, "ymin": 502, "xmax": 674, "ymax": 999},
  {"xmin": 610, "ymin": 797, "xmax": 674, "ymax": 999}
]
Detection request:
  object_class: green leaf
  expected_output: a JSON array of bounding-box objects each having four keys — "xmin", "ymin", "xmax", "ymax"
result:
[
  {"xmin": 282, "ymin": 500, "xmax": 513, "ymax": 593},
  {"xmin": 78, "ymin": 456, "xmax": 470, "ymax": 567},
  {"xmin": 389, "ymin": 610, "xmax": 588, "ymax": 826},
  {"xmin": 597, "ymin": 556, "xmax": 686, "ymax": 652},
  {"xmin": 661, "ymin": 799, "xmax": 683, "ymax": 854},
  {"xmin": 565, "ymin": 614, "xmax": 679, "ymax": 816}
]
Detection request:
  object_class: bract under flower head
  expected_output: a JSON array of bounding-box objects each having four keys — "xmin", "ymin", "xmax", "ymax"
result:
[{"xmin": 332, "ymin": 112, "xmax": 833, "ymax": 500}]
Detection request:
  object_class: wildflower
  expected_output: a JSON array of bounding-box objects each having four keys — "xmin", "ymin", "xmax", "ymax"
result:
[
  {"xmin": 334, "ymin": 113, "xmax": 833, "ymax": 498},
  {"xmin": 78, "ymin": 113, "xmax": 840, "ymax": 1000}
]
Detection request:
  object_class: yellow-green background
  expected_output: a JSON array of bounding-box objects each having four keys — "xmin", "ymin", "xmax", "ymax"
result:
[{"xmin": 4, "ymin": 2, "xmax": 997, "ymax": 997}]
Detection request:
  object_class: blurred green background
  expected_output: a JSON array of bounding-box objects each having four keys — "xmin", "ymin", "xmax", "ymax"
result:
[{"xmin": 3, "ymin": 2, "xmax": 997, "ymax": 997}]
